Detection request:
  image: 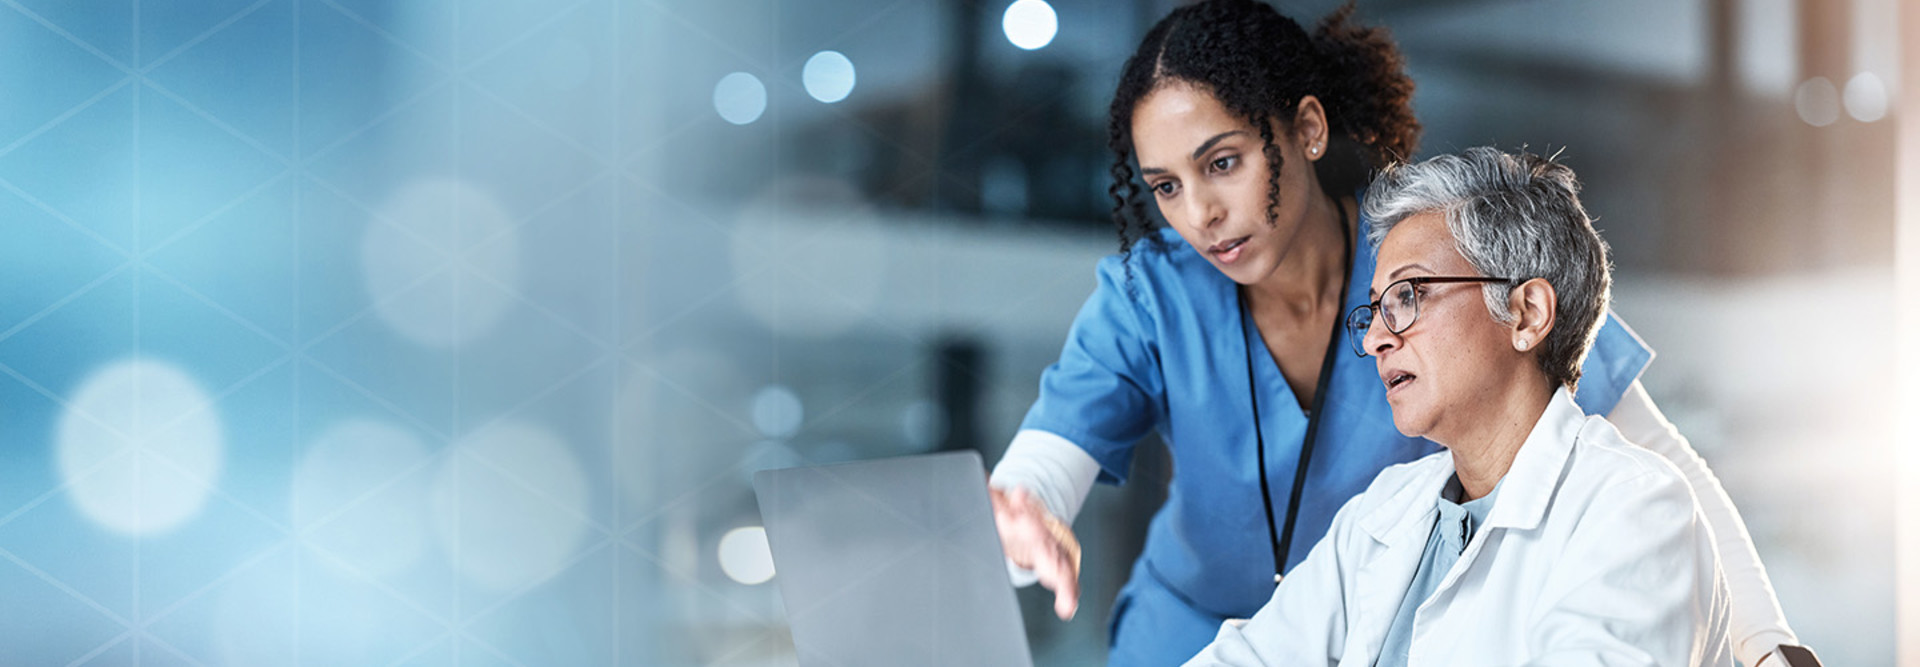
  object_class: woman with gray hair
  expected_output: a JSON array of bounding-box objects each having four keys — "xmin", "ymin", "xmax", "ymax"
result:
[{"xmin": 1183, "ymin": 148, "xmax": 1733, "ymax": 666}]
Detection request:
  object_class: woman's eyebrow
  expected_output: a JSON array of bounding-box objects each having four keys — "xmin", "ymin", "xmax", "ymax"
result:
[
  {"xmin": 1190, "ymin": 131, "xmax": 1246, "ymax": 160},
  {"xmin": 1136, "ymin": 131, "xmax": 1259, "ymax": 174},
  {"xmin": 1371, "ymin": 263, "xmax": 1435, "ymax": 298},
  {"xmin": 1387, "ymin": 263, "xmax": 1432, "ymax": 281}
]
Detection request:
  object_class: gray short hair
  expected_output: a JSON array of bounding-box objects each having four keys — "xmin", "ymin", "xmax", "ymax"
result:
[{"xmin": 1361, "ymin": 147, "xmax": 1611, "ymax": 390}]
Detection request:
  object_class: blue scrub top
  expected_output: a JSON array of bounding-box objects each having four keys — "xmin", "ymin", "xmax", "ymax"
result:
[{"xmin": 1020, "ymin": 224, "xmax": 1653, "ymax": 626}]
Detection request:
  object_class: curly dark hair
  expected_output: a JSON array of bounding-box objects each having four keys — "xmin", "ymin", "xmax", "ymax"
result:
[{"xmin": 1106, "ymin": 0, "xmax": 1420, "ymax": 263}]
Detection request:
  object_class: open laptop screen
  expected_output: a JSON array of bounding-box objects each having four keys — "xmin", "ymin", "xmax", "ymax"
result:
[{"xmin": 753, "ymin": 450, "xmax": 1033, "ymax": 667}]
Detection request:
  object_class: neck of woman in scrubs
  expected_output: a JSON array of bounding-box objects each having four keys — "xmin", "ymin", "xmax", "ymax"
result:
[{"xmin": 1240, "ymin": 189, "xmax": 1351, "ymax": 317}]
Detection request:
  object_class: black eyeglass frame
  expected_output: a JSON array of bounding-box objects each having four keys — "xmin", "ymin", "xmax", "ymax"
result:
[{"xmin": 1344, "ymin": 276, "xmax": 1515, "ymax": 357}]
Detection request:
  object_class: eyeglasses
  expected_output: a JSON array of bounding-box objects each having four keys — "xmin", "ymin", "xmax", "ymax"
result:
[{"xmin": 1344, "ymin": 276, "xmax": 1514, "ymax": 357}]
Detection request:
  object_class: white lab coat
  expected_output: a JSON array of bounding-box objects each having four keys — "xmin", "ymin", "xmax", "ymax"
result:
[{"xmin": 1182, "ymin": 388, "xmax": 1733, "ymax": 666}]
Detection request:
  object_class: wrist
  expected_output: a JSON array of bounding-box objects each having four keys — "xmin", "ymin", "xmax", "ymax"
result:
[{"xmin": 1768, "ymin": 644, "xmax": 1823, "ymax": 667}]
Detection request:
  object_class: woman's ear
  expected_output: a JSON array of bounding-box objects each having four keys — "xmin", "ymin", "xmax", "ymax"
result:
[
  {"xmin": 1293, "ymin": 95, "xmax": 1329, "ymax": 162},
  {"xmin": 1507, "ymin": 278, "xmax": 1556, "ymax": 353}
]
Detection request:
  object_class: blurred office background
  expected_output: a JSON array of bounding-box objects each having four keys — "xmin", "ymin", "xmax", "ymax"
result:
[{"xmin": 0, "ymin": 0, "xmax": 1910, "ymax": 664}]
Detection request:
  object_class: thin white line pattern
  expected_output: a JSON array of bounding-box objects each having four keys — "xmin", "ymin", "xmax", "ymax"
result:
[{"xmin": 0, "ymin": 0, "xmax": 1095, "ymax": 664}]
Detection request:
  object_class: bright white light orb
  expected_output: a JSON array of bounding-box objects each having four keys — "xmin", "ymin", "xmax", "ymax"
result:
[
  {"xmin": 57, "ymin": 359, "xmax": 223, "ymax": 535},
  {"xmin": 717, "ymin": 526, "xmax": 775, "ymax": 585},
  {"xmin": 751, "ymin": 385, "xmax": 803, "ymax": 439},
  {"xmin": 361, "ymin": 179, "xmax": 521, "ymax": 348},
  {"xmin": 803, "ymin": 51, "xmax": 856, "ymax": 103},
  {"xmin": 431, "ymin": 421, "xmax": 591, "ymax": 591},
  {"xmin": 1794, "ymin": 77, "xmax": 1840, "ymax": 127},
  {"xmin": 713, "ymin": 72, "xmax": 768, "ymax": 125},
  {"xmin": 291, "ymin": 419, "xmax": 431, "ymax": 576},
  {"xmin": 1002, "ymin": 0, "xmax": 1058, "ymax": 51},
  {"xmin": 1844, "ymin": 72, "xmax": 1888, "ymax": 123}
]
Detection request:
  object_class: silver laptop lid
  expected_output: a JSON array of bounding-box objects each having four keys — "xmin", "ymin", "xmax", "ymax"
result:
[{"xmin": 753, "ymin": 450, "xmax": 1033, "ymax": 667}]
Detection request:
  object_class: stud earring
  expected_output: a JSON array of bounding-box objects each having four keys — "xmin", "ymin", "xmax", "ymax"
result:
[{"xmin": 1517, "ymin": 339, "xmax": 1529, "ymax": 351}]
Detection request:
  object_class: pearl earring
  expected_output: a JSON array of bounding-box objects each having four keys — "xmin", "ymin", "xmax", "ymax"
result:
[{"xmin": 1517, "ymin": 339, "xmax": 1529, "ymax": 351}]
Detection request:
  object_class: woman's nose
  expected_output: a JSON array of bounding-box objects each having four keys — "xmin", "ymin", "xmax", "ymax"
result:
[
  {"xmin": 1183, "ymin": 188, "xmax": 1225, "ymax": 231},
  {"xmin": 1361, "ymin": 312, "xmax": 1399, "ymax": 357}
]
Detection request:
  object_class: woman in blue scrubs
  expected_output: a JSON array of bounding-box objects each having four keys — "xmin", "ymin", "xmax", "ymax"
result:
[{"xmin": 986, "ymin": 1, "xmax": 1804, "ymax": 666}]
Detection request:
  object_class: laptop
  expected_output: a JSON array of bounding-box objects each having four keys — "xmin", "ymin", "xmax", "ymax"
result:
[{"xmin": 752, "ymin": 450, "xmax": 1034, "ymax": 667}]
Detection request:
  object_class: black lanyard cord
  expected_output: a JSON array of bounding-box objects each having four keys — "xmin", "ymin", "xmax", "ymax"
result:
[
  {"xmin": 1238, "ymin": 296, "xmax": 1284, "ymax": 579},
  {"xmin": 1241, "ymin": 197, "xmax": 1352, "ymax": 581}
]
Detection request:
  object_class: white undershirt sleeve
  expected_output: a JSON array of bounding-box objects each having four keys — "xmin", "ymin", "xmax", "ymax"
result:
[
  {"xmin": 988, "ymin": 429, "xmax": 1103, "ymax": 587},
  {"xmin": 1607, "ymin": 380, "xmax": 1798, "ymax": 666}
]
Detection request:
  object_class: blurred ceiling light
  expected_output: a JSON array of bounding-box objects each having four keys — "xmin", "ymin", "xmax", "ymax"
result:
[
  {"xmin": 1794, "ymin": 77, "xmax": 1840, "ymax": 127},
  {"xmin": 1843, "ymin": 72, "xmax": 1888, "ymax": 123},
  {"xmin": 431, "ymin": 421, "xmax": 591, "ymax": 591},
  {"xmin": 58, "ymin": 358, "xmax": 223, "ymax": 536},
  {"xmin": 1002, "ymin": 0, "xmax": 1058, "ymax": 51},
  {"xmin": 751, "ymin": 384, "xmax": 804, "ymax": 439},
  {"xmin": 713, "ymin": 72, "xmax": 767, "ymax": 125},
  {"xmin": 718, "ymin": 526, "xmax": 776, "ymax": 585},
  {"xmin": 292, "ymin": 419, "xmax": 431, "ymax": 577},
  {"xmin": 804, "ymin": 51, "xmax": 856, "ymax": 103}
]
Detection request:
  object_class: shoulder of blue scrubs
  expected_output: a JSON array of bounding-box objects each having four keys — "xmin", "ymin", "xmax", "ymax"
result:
[
  {"xmin": 1571, "ymin": 311, "xmax": 1655, "ymax": 417},
  {"xmin": 1018, "ymin": 227, "xmax": 1207, "ymax": 484}
]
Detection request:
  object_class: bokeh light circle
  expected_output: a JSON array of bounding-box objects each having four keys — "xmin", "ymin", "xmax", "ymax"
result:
[
  {"xmin": 718, "ymin": 526, "xmax": 776, "ymax": 585},
  {"xmin": 1843, "ymin": 72, "xmax": 1888, "ymax": 123},
  {"xmin": 361, "ymin": 179, "xmax": 521, "ymax": 348},
  {"xmin": 57, "ymin": 358, "xmax": 223, "ymax": 535},
  {"xmin": 291, "ymin": 419, "xmax": 432, "ymax": 576},
  {"xmin": 713, "ymin": 72, "xmax": 768, "ymax": 125},
  {"xmin": 1794, "ymin": 77, "xmax": 1840, "ymax": 127},
  {"xmin": 1002, "ymin": 0, "xmax": 1058, "ymax": 50},
  {"xmin": 431, "ymin": 421, "xmax": 592, "ymax": 591},
  {"xmin": 751, "ymin": 384, "xmax": 804, "ymax": 439},
  {"xmin": 803, "ymin": 51, "xmax": 856, "ymax": 103}
]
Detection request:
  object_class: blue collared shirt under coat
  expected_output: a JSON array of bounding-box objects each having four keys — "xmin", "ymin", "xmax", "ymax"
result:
[{"xmin": 1374, "ymin": 477, "xmax": 1501, "ymax": 667}]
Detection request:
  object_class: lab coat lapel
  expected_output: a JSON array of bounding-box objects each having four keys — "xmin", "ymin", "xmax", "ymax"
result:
[
  {"xmin": 1348, "ymin": 460, "xmax": 1452, "ymax": 660},
  {"xmin": 1409, "ymin": 388, "xmax": 1586, "ymax": 659},
  {"xmin": 1479, "ymin": 387, "xmax": 1585, "ymax": 535}
]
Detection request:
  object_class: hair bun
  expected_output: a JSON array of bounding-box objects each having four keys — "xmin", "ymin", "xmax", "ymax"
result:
[{"xmin": 1310, "ymin": 4, "xmax": 1421, "ymax": 166}]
